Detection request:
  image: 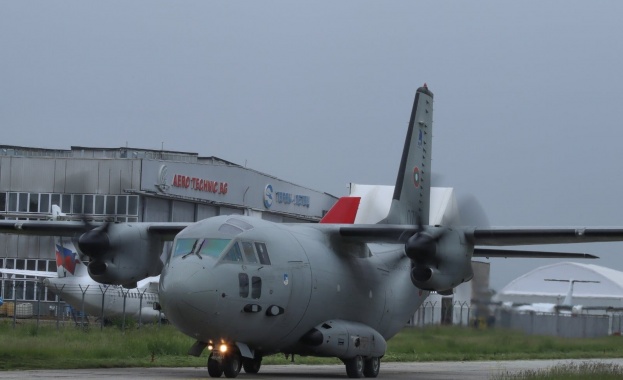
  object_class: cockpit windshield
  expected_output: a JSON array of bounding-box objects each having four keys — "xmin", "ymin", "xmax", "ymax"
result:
[{"xmin": 173, "ymin": 238, "xmax": 231, "ymax": 259}]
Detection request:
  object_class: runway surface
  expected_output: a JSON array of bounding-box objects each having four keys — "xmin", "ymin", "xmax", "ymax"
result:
[{"xmin": 1, "ymin": 359, "xmax": 623, "ymax": 380}]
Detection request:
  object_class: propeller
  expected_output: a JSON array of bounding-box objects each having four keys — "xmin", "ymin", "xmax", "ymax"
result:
[
  {"xmin": 404, "ymin": 192, "xmax": 489, "ymax": 290},
  {"xmin": 77, "ymin": 222, "xmax": 111, "ymax": 258}
]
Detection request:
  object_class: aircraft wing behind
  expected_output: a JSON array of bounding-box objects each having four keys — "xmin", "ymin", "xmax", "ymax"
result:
[
  {"xmin": 0, "ymin": 268, "xmax": 56, "ymax": 278},
  {"xmin": 0, "ymin": 220, "xmax": 191, "ymax": 240}
]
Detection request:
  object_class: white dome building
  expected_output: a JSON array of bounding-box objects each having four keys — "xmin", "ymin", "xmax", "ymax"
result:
[{"xmin": 494, "ymin": 262, "xmax": 623, "ymax": 309}]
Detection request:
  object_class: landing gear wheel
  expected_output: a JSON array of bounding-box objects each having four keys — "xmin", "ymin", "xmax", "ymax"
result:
[
  {"xmin": 207, "ymin": 353, "xmax": 223, "ymax": 378},
  {"xmin": 345, "ymin": 355, "xmax": 364, "ymax": 378},
  {"xmin": 223, "ymin": 350, "xmax": 242, "ymax": 378},
  {"xmin": 242, "ymin": 356, "xmax": 262, "ymax": 374},
  {"xmin": 363, "ymin": 357, "xmax": 380, "ymax": 378}
]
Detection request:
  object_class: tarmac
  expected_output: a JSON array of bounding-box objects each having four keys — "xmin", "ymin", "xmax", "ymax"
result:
[{"xmin": 1, "ymin": 359, "xmax": 623, "ymax": 379}]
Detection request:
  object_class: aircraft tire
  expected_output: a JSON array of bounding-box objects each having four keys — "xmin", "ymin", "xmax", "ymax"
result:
[
  {"xmin": 242, "ymin": 356, "xmax": 262, "ymax": 374},
  {"xmin": 344, "ymin": 355, "xmax": 364, "ymax": 378},
  {"xmin": 207, "ymin": 353, "xmax": 223, "ymax": 378},
  {"xmin": 223, "ymin": 350, "xmax": 242, "ymax": 378},
  {"xmin": 363, "ymin": 357, "xmax": 380, "ymax": 378}
]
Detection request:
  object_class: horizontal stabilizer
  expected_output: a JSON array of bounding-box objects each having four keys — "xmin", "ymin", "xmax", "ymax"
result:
[{"xmin": 473, "ymin": 248, "xmax": 598, "ymax": 259}]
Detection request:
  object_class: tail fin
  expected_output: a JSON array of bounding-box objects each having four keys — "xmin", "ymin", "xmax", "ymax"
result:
[
  {"xmin": 383, "ymin": 84, "xmax": 434, "ymax": 225},
  {"xmin": 320, "ymin": 197, "xmax": 361, "ymax": 224},
  {"xmin": 55, "ymin": 237, "xmax": 87, "ymax": 278}
]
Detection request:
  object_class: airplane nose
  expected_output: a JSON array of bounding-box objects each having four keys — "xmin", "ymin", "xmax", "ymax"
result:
[{"xmin": 160, "ymin": 257, "xmax": 220, "ymax": 333}]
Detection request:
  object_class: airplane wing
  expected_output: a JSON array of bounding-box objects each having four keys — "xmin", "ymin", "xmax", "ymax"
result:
[
  {"xmin": 331, "ymin": 225, "xmax": 623, "ymax": 259},
  {"xmin": 336, "ymin": 225, "xmax": 623, "ymax": 245},
  {"xmin": 0, "ymin": 268, "xmax": 55, "ymax": 278},
  {"xmin": 0, "ymin": 220, "xmax": 191, "ymax": 239},
  {"xmin": 466, "ymin": 227, "xmax": 623, "ymax": 246}
]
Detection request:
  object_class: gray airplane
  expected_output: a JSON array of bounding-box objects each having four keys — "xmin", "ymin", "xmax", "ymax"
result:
[{"xmin": 2, "ymin": 84, "xmax": 623, "ymax": 378}]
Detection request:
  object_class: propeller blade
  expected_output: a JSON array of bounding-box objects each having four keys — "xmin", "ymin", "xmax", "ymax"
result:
[{"xmin": 456, "ymin": 193, "xmax": 490, "ymax": 227}]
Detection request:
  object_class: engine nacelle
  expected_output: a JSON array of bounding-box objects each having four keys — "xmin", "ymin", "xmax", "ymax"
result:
[
  {"xmin": 81, "ymin": 223, "xmax": 165, "ymax": 288},
  {"xmin": 299, "ymin": 320, "xmax": 387, "ymax": 359},
  {"xmin": 409, "ymin": 229, "xmax": 473, "ymax": 293}
]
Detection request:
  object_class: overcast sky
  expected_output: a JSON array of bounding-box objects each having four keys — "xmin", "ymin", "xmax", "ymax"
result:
[{"xmin": 2, "ymin": 1, "xmax": 623, "ymax": 291}]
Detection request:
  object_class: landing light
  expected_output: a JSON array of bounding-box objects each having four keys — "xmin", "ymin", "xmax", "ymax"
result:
[
  {"xmin": 207, "ymin": 344, "xmax": 214, "ymax": 351},
  {"xmin": 219, "ymin": 344, "xmax": 228, "ymax": 353}
]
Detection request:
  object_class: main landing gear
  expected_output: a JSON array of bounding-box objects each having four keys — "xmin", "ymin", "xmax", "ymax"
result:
[
  {"xmin": 343, "ymin": 355, "xmax": 381, "ymax": 378},
  {"xmin": 207, "ymin": 348, "xmax": 263, "ymax": 378}
]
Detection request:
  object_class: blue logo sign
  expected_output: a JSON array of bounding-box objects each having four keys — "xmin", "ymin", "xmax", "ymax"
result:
[{"xmin": 263, "ymin": 184, "xmax": 274, "ymax": 209}]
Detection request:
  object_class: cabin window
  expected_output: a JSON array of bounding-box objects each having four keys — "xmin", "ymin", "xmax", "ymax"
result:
[
  {"xmin": 251, "ymin": 276, "xmax": 262, "ymax": 299},
  {"xmin": 255, "ymin": 243, "xmax": 271, "ymax": 265},
  {"xmin": 239, "ymin": 273, "xmax": 249, "ymax": 298}
]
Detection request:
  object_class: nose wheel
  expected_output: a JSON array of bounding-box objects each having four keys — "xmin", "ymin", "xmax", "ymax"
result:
[{"xmin": 207, "ymin": 349, "xmax": 242, "ymax": 378}]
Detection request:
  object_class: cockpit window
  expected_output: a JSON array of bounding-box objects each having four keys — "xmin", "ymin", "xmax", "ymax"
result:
[
  {"xmin": 222, "ymin": 242, "xmax": 244, "ymax": 263},
  {"xmin": 255, "ymin": 242, "xmax": 271, "ymax": 265},
  {"xmin": 241, "ymin": 242, "xmax": 258, "ymax": 263},
  {"xmin": 218, "ymin": 218, "xmax": 254, "ymax": 235},
  {"xmin": 173, "ymin": 238, "xmax": 231, "ymax": 259},
  {"xmin": 198, "ymin": 239, "xmax": 231, "ymax": 258}
]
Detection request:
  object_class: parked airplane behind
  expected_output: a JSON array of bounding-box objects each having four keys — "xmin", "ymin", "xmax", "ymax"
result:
[{"xmin": 0, "ymin": 237, "xmax": 163, "ymax": 323}]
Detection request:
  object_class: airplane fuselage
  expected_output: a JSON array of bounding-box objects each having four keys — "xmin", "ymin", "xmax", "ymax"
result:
[
  {"xmin": 159, "ymin": 215, "xmax": 428, "ymax": 356},
  {"xmin": 45, "ymin": 276, "xmax": 162, "ymax": 322}
]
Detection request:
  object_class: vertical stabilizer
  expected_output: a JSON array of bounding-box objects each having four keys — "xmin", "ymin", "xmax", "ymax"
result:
[
  {"xmin": 55, "ymin": 237, "xmax": 87, "ymax": 278},
  {"xmin": 384, "ymin": 84, "xmax": 434, "ymax": 225}
]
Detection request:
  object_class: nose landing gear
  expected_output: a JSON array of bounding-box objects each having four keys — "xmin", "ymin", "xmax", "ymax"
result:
[{"xmin": 207, "ymin": 348, "xmax": 242, "ymax": 378}]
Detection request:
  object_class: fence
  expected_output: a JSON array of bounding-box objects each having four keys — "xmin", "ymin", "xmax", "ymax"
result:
[
  {"xmin": 407, "ymin": 301, "xmax": 474, "ymax": 327},
  {"xmin": 495, "ymin": 309, "xmax": 623, "ymax": 338},
  {"xmin": 0, "ymin": 279, "xmax": 163, "ymax": 331}
]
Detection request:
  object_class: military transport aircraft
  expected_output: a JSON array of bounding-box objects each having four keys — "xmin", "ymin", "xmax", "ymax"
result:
[{"xmin": 2, "ymin": 84, "xmax": 623, "ymax": 378}]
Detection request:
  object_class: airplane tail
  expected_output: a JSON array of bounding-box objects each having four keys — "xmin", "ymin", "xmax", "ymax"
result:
[
  {"xmin": 55, "ymin": 237, "xmax": 87, "ymax": 278},
  {"xmin": 320, "ymin": 197, "xmax": 361, "ymax": 224},
  {"xmin": 383, "ymin": 84, "xmax": 434, "ymax": 225}
]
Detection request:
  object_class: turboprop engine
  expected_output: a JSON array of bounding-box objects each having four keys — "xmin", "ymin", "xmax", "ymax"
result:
[
  {"xmin": 77, "ymin": 223, "xmax": 165, "ymax": 288},
  {"xmin": 405, "ymin": 225, "xmax": 473, "ymax": 294}
]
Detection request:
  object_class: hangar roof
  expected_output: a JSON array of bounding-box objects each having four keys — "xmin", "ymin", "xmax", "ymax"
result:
[{"xmin": 496, "ymin": 262, "xmax": 623, "ymax": 300}]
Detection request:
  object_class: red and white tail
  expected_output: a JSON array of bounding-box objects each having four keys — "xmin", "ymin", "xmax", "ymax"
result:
[{"xmin": 319, "ymin": 197, "xmax": 361, "ymax": 224}]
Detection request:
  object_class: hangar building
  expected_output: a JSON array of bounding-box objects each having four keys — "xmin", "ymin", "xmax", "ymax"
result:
[
  {"xmin": 0, "ymin": 145, "xmax": 338, "ymax": 306},
  {"xmin": 494, "ymin": 262, "xmax": 623, "ymax": 309}
]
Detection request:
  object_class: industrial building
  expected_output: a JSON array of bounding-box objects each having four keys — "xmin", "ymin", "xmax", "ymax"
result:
[{"xmin": 0, "ymin": 145, "xmax": 338, "ymax": 309}]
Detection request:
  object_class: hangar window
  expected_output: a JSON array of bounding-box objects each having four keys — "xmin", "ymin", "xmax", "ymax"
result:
[
  {"xmin": 95, "ymin": 195, "xmax": 105, "ymax": 214},
  {"xmin": 72, "ymin": 195, "xmax": 83, "ymax": 214},
  {"xmin": 117, "ymin": 196, "xmax": 127, "ymax": 215},
  {"xmin": 84, "ymin": 195, "xmax": 93, "ymax": 214},
  {"xmin": 40, "ymin": 194, "xmax": 50, "ymax": 213},
  {"xmin": 61, "ymin": 194, "xmax": 71, "ymax": 213},
  {"xmin": 0, "ymin": 192, "xmax": 5, "ymax": 212},
  {"xmin": 8, "ymin": 193, "xmax": 17, "ymax": 212},
  {"xmin": 51, "ymin": 194, "xmax": 60, "ymax": 211},
  {"xmin": 18, "ymin": 193, "xmax": 28, "ymax": 212},
  {"xmin": 28, "ymin": 193, "xmax": 38, "ymax": 213},
  {"xmin": 128, "ymin": 196, "xmax": 138, "ymax": 215},
  {"xmin": 106, "ymin": 196, "xmax": 116, "ymax": 215}
]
